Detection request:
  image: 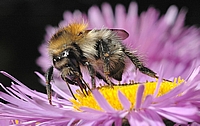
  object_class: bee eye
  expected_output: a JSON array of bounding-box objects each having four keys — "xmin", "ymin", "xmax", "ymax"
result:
[
  {"xmin": 77, "ymin": 32, "xmax": 83, "ymax": 36},
  {"xmin": 53, "ymin": 56, "xmax": 61, "ymax": 62},
  {"xmin": 62, "ymin": 50, "xmax": 69, "ymax": 57}
]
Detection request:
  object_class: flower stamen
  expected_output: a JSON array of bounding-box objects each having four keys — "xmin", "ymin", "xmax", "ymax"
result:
[{"xmin": 71, "ymin": 78, "xmax": 184, "ymax": 111}]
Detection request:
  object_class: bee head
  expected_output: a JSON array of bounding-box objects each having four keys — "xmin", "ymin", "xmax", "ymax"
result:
[
  {"xmin": 52, "ymin": 50, "xmax": 69, "ymax": 64},
  {"xmin": 52, "ymin": 44, "xmax": 81, "ymax": 70}
]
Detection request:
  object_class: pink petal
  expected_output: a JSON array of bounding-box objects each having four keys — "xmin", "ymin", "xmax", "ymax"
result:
[
  {"xmin": 135, "ymin": 85, "xmax": 144, "ymax": 109},
  {"xmin": 88, "ymin": 6, "xmax": 105, "ymax": 28},
  {"xmin": 117, "ymin": 90, "xmax": 131, "ymax": 110},
  {"xmin": 92, "ymin": 89, "xmax": 115, "ymax": 112},
  {"xmin": 101, "ymin": 3, "xmax": 114, "ymax": 27}
]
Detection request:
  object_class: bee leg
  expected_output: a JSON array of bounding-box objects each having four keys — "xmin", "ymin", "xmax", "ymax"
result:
[
  {"xmin": 79, "ymin": 76, "xmax": 92, "ymax": 94},
  {"xmin": 85, "ymin": 62, "xmax": 96, "ymax": 89},
  {"xmin": 123, "ymin": 49, "xmax": 158, "ymax": 79},
  {"xmin": 77, "ymin": 80, "xmax": 87, "ymax": 96},
  {"xmin": 45, "ymin": 66, "xmax": 54, "ymax": 105},
  {"xmin": 70, "ymin": 63, "xmax": 91, "ymax": 95},
  {"xmin": 71, "ymin": 73, "xmax": 91, "ymax": 96},
  {"xmin": 61, "ymin": 75, "xmax": 77, "ymax": 100},
  {"xmin": 96, "ymin": 72, "xmax": 116, "ymax": 86},
  {"xmin": 98, "ymin": 39, "xmax": 113, "ymax": 87}
]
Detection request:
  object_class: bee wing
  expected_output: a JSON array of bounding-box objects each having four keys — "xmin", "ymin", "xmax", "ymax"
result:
[
  {"xmin": 86, "ymin": 29, "xmax": 129, "ymax": 40},
  {"xmin": 110, "ymin": 29, "xmax": 129, "ymax": 40}
]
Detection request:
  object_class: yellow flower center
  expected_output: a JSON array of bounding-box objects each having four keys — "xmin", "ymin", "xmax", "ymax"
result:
[{"xmin": 71, "ymin": 77, "xmax": 184, "ymax": 111}]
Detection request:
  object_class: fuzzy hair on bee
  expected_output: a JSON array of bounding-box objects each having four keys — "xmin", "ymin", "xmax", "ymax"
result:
[{"xmin": 45, "ymin": 22, "xmax": 159, "ymax": 105}]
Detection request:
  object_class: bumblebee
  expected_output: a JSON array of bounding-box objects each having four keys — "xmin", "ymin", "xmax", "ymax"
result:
[{"xmin": 45, "ymin": 22, "xmax": 158, "ymax": 105}]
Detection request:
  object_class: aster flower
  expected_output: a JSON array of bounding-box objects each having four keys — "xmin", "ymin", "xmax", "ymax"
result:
[
  {"xmin": 1, "ymin": 2, "xmax": 200, "ymax": 126},
  {"xmin": 0, "ymin": 67, "xmax": 200, "ymax": 125}
]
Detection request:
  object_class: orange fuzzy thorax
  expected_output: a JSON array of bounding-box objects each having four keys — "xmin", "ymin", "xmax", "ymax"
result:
[
  {"xmin": 65, "ymin": 22, "xmax": 88, "ymax": 36},
  {"xmin": 48, "ymin": 22, "xmax": 88, "ymax": 55}
]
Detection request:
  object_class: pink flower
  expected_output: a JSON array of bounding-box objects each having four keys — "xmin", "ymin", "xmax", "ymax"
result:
[
  {"xmin": 1, "ymin": 2, "xmax": 200, "ymax": 126},
  {"xmin": 0, "ymin": 67, "xmax": 200, "ymax": 125}
]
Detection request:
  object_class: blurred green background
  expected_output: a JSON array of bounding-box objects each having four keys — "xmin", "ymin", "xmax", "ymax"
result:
[{"xmin": 0, "ymin": 0, "xmax": 200, "ymax": 93}]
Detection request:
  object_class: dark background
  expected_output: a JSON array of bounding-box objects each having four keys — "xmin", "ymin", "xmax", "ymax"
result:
[{"xmin": 0, "ymin": 0, "xmax": 200, "ymax": 93}]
